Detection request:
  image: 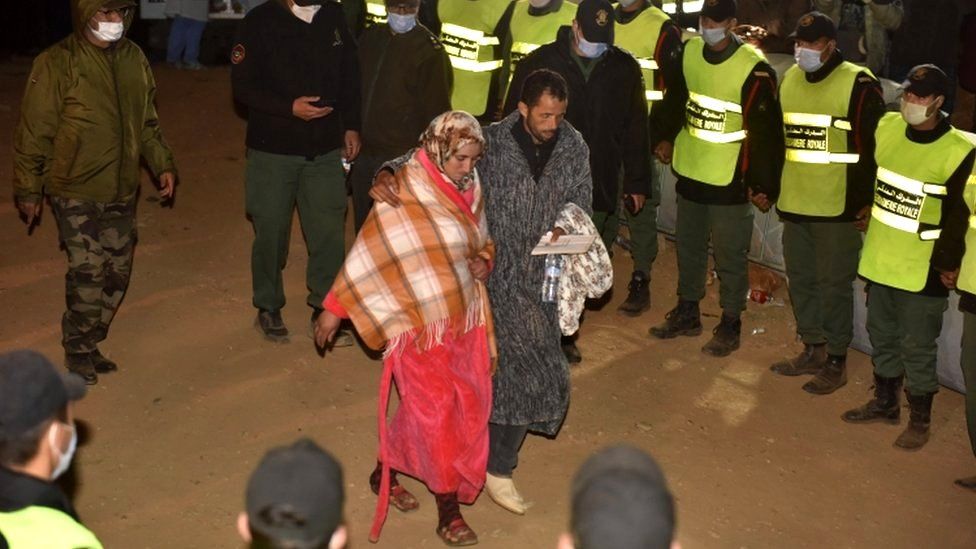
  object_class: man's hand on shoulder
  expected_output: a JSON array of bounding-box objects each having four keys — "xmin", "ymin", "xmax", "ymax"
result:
[{"xmin": 369, "ymin": 170, "xmax": 402, "ymax": 207}]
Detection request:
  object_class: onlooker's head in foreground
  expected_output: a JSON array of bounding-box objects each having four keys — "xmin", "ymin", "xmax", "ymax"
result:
[
  {"xmin": 0, "ymin": 350, "xmax": 87, "ymax": 481},
  {"xmin": 558, "ymin": 444, "xmax": 678, "ymax": 549},
  {"xmin": 238, "ymin": 438, "xmax": 347, "ymax": 549}
]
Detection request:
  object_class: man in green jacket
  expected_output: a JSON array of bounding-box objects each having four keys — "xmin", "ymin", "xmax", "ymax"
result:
[{"xmin": 12, "ymin": 0, "xmax": 177, "ymax": 384}]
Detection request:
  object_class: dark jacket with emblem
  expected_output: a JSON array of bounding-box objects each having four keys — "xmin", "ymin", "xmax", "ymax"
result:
[
  {"xmin": 503, "ymin": 26, "xmax": 651, "ymax": 213},
  {"xmin": 358, "ymin": 22, "xmax": 452, "ymax": 158},
  {"xmin": 231, "ymin": 0, "xmax": 361, "ymax": 158}
]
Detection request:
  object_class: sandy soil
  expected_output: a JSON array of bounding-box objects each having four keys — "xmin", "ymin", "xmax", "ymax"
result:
[{"xmin": 0, "ymin": 60, "xmax": 974, "ymax": 549}]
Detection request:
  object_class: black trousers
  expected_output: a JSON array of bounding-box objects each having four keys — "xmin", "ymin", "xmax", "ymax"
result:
[{"xmin": 487, "ymin": 423, "xmax": 528, "ymax": 476}]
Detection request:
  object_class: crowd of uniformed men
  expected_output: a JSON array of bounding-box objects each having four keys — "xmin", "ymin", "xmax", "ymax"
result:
[{"xmin": 8, "ymin": 0, "xmax": 976, "ymax": 544}]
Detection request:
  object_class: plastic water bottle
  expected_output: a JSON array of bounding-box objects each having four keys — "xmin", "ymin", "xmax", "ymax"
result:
[{"xmin": 542, "ymin": 254, "xmax": 562, "ymax": 303}]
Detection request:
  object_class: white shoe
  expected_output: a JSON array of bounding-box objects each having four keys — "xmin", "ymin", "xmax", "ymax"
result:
[{"xmin": 484, "ymin": 472, "xmax": 526, "ymax": 515}]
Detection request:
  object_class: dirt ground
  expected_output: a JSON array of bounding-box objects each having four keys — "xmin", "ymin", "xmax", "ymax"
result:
[{"xmin": 1, "ymin": 59, "xmax": 974, "ymax": 549}]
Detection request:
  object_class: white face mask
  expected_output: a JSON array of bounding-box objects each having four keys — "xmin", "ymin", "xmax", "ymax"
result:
[
  {"xmin": 795, "ymin": 47, "xmax": 825, "ymax": 73},
  {"xmin": 618, "ymin": 0, "xmax": 639, "ymax": 7},
  {"xmin": 91, "ymin": 21, "xmax": 124, "ymax": 42},
  {"xmin": 49, "ymin": 422, "xmax": 78, "ymax": 480},
  {"xmin": 387, "ymin": 12, "xmax": 417, "ymax": 34},
  {"xmin": 700, "ymin": 25, "xmax": 727, "ymax": 47},
  {"xmin": 291, "ymin": 3, "xmax": 321, "ymax": 23},
  {"xmin": 900, "ymin": 97, "xmax": 939, "ymax": 126}
]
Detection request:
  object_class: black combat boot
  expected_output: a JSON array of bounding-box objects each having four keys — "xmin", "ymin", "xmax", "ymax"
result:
[
  {"xmin": 617, "ymin": 271, "xmax": 650, "ymax": 316},
  {"xmin": 701, "ymin": 313, "xmax": 741, "ymax": 357},
  {"xmin": 255, "ymin": 309, "xmax": 289, "ymax": 343},
  {"xmin": 649, "ymin": 300, "xmax": 702, "ymax": 339},
  {"xmin": 89, "ymin": 348, "xmax": 118, "ymax": 374},
  {"xmin": 770, "ymin": 343, "xmax": 827, "ymax": 376},
  {"xmin": 65, "ymin": 353, "xmax": 97, "ymax": 385},
  {"xmin": 841, "ymin": 374, "xmax": 903, "ymax": 423},
  {"xmin": 894, "ymin": 392, "xmax": 935, "ymax": 450},
  {"xmin": 802, "ymin": 354, "xmax": 848, "ymax": 395}
]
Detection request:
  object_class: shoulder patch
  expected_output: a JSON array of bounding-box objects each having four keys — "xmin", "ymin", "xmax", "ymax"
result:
[{"xmin": 231, "ymin": 44, "xmax": 245, "ymax": 64}]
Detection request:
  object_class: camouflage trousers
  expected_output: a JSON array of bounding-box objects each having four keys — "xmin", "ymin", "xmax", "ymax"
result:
[{"xmin": 50, "ymin": 197, "xmax": 136, "ymax": 354}]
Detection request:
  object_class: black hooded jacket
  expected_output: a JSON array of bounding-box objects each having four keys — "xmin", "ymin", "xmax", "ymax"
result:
[{"xmin": 503, "ymin": 26, "xmax": 652, "ymax": 213}]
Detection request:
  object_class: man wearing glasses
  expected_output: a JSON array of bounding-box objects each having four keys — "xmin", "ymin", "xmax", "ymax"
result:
[{"xmin": 13, "ymin": 0, "xmax": 177, "ymax": 384}]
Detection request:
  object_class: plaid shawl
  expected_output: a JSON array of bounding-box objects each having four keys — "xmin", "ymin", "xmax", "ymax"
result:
[{"xmin": 333, "ymin": 149, "xmax": 495, "ymax": 356}]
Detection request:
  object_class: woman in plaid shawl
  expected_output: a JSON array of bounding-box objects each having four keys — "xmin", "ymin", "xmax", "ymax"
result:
[{"xmin": 315, "ymin": 111, "xmax": 495, "ymax": 546}]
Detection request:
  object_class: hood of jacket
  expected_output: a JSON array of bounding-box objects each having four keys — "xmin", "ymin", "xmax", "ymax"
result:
[{"xmin": 72, "ymin": 0, "xmax": 136, "ymax": 37}]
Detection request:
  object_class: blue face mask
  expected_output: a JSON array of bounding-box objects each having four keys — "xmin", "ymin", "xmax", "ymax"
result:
[
  {"xmin": 387, "ymin": 12, "xmax": 417, "ymax": 34},
  {"xmin": 577, "ymin": 34, "xmax": 608, "ymax": 59},
  {"xmin": 700, "ymin": 26, "xmax": 727, "ymax": 47},
  {"xmin": 795, "ymin": 47, "xmax": 825, "ymax": 72}
]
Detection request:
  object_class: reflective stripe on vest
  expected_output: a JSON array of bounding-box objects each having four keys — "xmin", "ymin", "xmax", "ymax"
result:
[
  {"xmin": 782, "ymin": 112, "xmax": 859, "ymax": 164},
  {"xmin": 685, "ymin": 91, "xmax": 747, "ymax": 143},
  {"xmin": 661, "ymin": 0, "xmax": 704, "ymax": 14},
  {"xmin": 442, "ymin": 22, "xmax": 503, "ymax": 72},
  {"xmin": 871, "ymin": 167, "xmax": 946, "ymax": 240},
  {"xmin": 365, "ymin": 2, "xmax": 386, "ymax": 26}
]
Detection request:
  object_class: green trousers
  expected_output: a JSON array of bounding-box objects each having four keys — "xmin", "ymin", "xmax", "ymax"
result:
[
  {"xmin": 962, "ymin": 311, "xmax": 976, "ymax": 458},
  {"xmin": 591, "ymin": 210, "xmax": 621, "ymax": 254},
  {"xmin": 867, "ymin": 284, "xmax": 947, "ymax": 395},
  {"xmin": 50, "ymin": 197, "xmax": 136, "ymax": 354},
  {"xmin": 676, "ymin": 196, "xmax": 753, "ymax": 314},
  {"xmin": 245, "ymin": 148, "xmax": 347, "ymax": 312},
  {"xmin": 782, "ymin": 221, "xmax": 863, "ymax": 355}
]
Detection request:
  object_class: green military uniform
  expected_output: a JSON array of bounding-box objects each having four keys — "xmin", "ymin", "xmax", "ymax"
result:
[
  {"xmin": 12, "ymin": 0, "xmax": 176, "ymax": 359},
  {"xmin": 612, "ymin": 1, "xmax": 676, "ymax": 298},
  {"xmin": 670, "ymin": 37, "xmax": 777, "ymax": 315},
  {"xmin": 859, "ymin": 112, "xmax": 974, "ymax": 396},
  {"xmin": 776, "ymin": 55, "xmax": 883, "ymax": 363},
  {"xmin": 0, "ymin": 506, "xmax": 103, "ymax": 549},
  {"xmin": 438, "ymin": 0, "xmax": 512, "ymax": 117}
]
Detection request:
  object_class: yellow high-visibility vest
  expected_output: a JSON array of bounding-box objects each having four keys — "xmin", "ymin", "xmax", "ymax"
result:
[
  {"xmin": 614, "ymin": 5, "xmax": 670, "ymax": 105},
  {"xmin": 672, "ymin": 37, "xmax": 766, "ymax": 186},
  {"xmin": 439, "ymin": 0, "xmax": 510, "ymax": 116},
  {"xmin": 858, "ymin": 113, "xmax": 975, "ymax": 291},
  {"xmin": 778, "ymin": 61, "xmax": 872, "ymax": 216}
]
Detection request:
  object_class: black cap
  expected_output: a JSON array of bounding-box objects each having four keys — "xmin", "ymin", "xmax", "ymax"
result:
[
  {"xmin": 701, "ymin": 0, "xmax": 737, "ymax": 22},
  {"xmin": 902, "ymin": 64, "xmax": 950, "ymax": 98},
  {"xmin": 571, "ymin": 445, "xmax": 675, "ymax": 549},
  {"xmin": 576, "ymin": 0, "xmax": 614, "ymax": 45},
  {"xmin": 789, "ymin": 12, "xmax": 836, "ymax": 42},
  {"xmin": 0, "ymin": 350, "xmax": 86, "ymax": 439},
  {"xmin": 246, "ymin": 439, "xmax": 344, "ymax": 546}
]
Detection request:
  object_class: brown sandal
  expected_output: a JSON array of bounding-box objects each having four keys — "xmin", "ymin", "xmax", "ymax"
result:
[
  {"xmin": 436, "ymin": 517, "xmax": 478, "ymax": 546},
  {"xmin": 369, "ymin": 463, "xmax": 420, "ymax": 512},
  {"xmin": 389, "ymin": 484, "xmax": 420, "ymax": 512}
]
